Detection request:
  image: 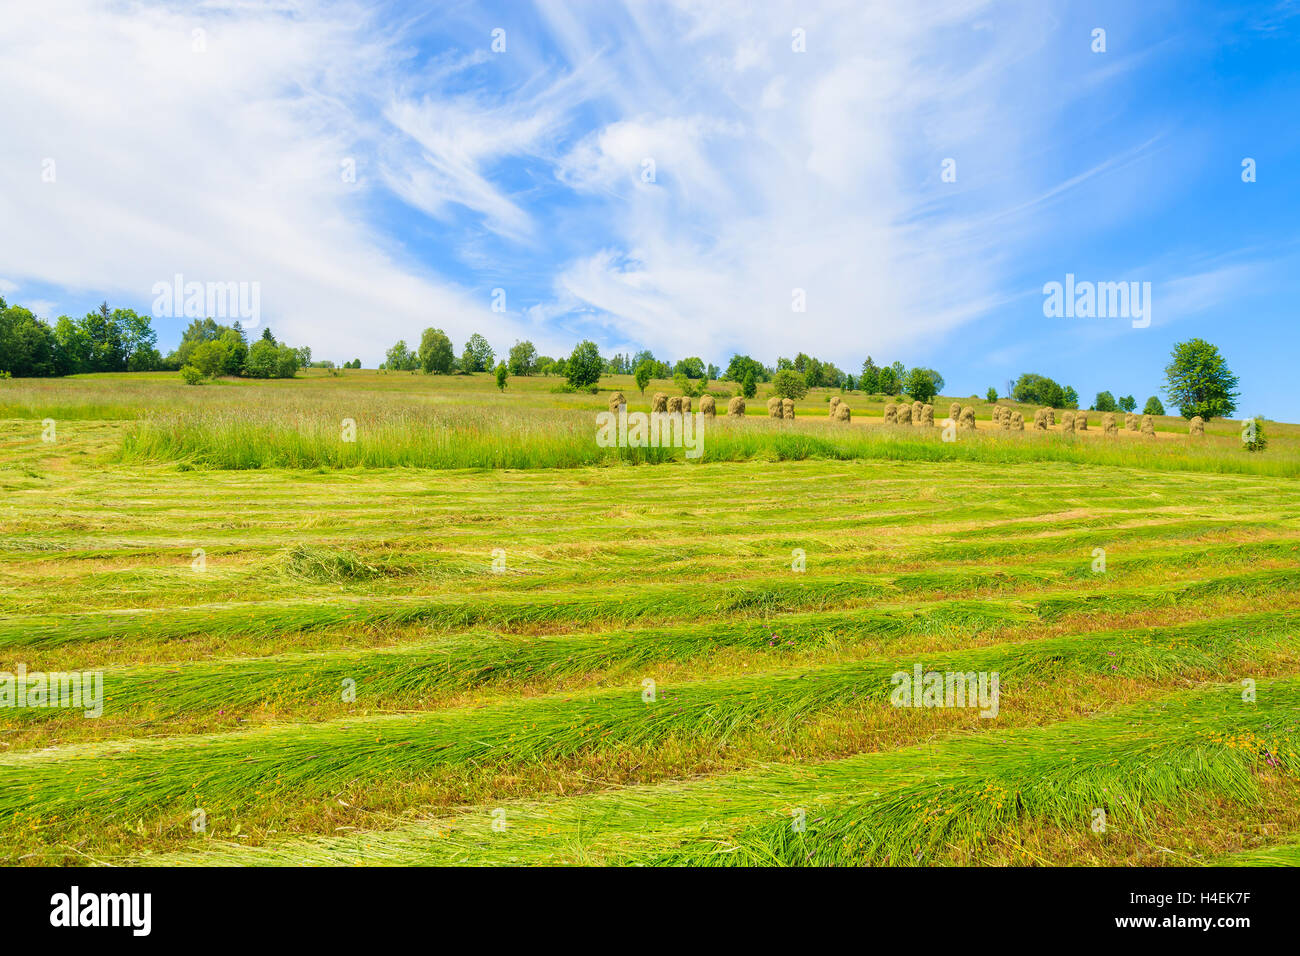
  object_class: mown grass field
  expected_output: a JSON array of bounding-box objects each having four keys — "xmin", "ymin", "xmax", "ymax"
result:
[{"xmin": 1, "ymin": 370, "xmax": 1297, "ymax": 866}]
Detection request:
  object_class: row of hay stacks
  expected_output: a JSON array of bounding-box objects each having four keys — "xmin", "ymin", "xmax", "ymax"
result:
[{"xmin": 616, "ymin": 390, "xmax": 1205, "ymax": 438}]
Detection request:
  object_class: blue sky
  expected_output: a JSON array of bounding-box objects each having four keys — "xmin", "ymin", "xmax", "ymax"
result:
[{"xmin": 1, "ymin": 0, "xmax": 1297, "ymax": 416}]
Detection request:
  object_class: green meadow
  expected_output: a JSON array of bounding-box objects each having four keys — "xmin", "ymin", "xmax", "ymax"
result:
[{"xmin": 0, "ymin": 369, "xmax": 1297, "ymax": 865}]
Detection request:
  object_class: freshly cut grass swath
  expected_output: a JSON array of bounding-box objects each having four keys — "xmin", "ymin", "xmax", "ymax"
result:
[
  {"xmin": 768, "ymin": 396, "xmax": 782, "ymax": 418},
  {"xmin": 727, "ymin": 396, "xmax": 745, "ymax": 417},
  {"xmin": 700, "ymin": 394, "xmax": 716, "ymax": 417},
  {"xmin": 1142, "ymin": 414, "xmax": 1156, "ymax": 436},
  {"xmin": 608, "ymin": 391, "xmax": 626, "ymax": 412},
  {"xmin": 1191, "ymin": 416, "xmax": 1205, "ymax": 437},
  {"xmin": 1103, "ymin": 412, "xmax": 1118, "ymax": 435},
  {"xmin": 652, "ymin": 392, "xmax": 668, "ymax": 413},
  {"xmin": 782, "ymin": 398, "xmax": 795, "ymax": 420},
  {"xmin": 897, "ymin": 402, "xmax": 913, "ymax": 425},
  {"xmin": 884, "ymin": 403, "xmax": 898, "ymax": 424},
  {"xmin": 959, "ymin": 406, "xmax": 975, "ymax": 430}
]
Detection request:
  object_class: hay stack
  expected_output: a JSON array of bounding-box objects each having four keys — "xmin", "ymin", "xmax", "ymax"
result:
[
  {"xmin": 1125, "ymin": 412, "xmax": 1138, "ymax": 431},
  {"xmin": 833, "ymin": 402, "xmax": 851, "ymax": 422},
  {"xmin": 781, "ymin": 397, "xmax": 795, "ymax": 420},
  {"xmin": 991, "ymin": 405, "xmax": 1003, "ymax": 425},
  {"xmin": 998, "ymin": 407, "xmax": 1011, "ymax": 430},
  {"xmin": 1060, "ymin": 410, "xmax": 1075, "ymax": 433},
  {"xmin": 1034, "ymin": 409, "xmax": 1048, "ymax": 430},
  {"xmin": 1189, "ymin": 415, "xmax": 1205, "ymax": 437},
  {"xmin": 1010, "ymin": 411, "xmax": 1025, "ymax": 431},
  {"xmin": 921, "ymin": 404, "xmax": 934, "ymax": 426},
  {"xmin": 897, "ymin": 402, "xmax": 913, "ymax": 425},
  {"xmin": 828, "ymin": 396, "xmax": 842, "ymax": 418},
  {"xmin": 727, "ymin": 396, "xmax": 746, "ymax": 418},
  {"xmin": 667, "ymin": 396, "xmax": 683, "ymax": 414},
  {"xmin": 767, "ymin": 396, "xmax": 783, "ymax": 418},
  {"xmin": 884, "ymin": 403, "xmax": 898, "ymax": 424},
  {"xmin": 1141, "ymin": 414, "xmax": 1156, "ymax": 436},
  {"xmin": 1075, "ymin": 412, "xmax": 1087, "ymax": 431},
  {"xmin": 911, "ymin": 400, "xmax": 923, "ymax": 423},
  {"xmin": 651, "ymin": 392, "xmax": 667, "ymax": 413},
  {"xmin": 608, "ymin": 391, "xmax": 626, "ymax": 413},
  {"xmin": 699, "ymin": 394, "xmax": 716, "ymax": 417},
  {"xmin": 949, "ymin": 402, "xmax": 962, "ymax": 422},
  {"xmin": 1102, "ymin": 412, "xmax": 1117, "ymax": 435},
  {"xmin": 681, "ymin": 396, "xmax": 692, "ymax": 414},
  {"xmin": 959, "ymin": 406, "xmax": 976, "ymax": 430}
]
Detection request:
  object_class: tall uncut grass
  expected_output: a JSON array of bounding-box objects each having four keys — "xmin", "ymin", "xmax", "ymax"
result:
[{"xmin": 116, "ymin": 404, "xmax": 1300, "ymax": 476}]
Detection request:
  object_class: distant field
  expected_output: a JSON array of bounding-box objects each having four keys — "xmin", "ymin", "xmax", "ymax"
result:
[{"xmin": 0, "ymin": 371, "xmax": 1297, "ymax": 865}]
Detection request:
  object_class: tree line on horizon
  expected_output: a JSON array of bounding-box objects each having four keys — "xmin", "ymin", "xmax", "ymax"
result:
[{"xmin": 0, "ymin": 300, "xmax": 1243, "ymax": 421}]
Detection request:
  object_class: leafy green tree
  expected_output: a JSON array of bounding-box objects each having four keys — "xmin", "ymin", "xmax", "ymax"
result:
[
  {"xmin": 384, "ymin": 340, "xmax": 416, "ymax": 371},
  {"xmin": 771, "ymin": 368, "xmax": 809, "ymax": 400},
  {"xmin": 1242, "ymin": 417, "xmax": 1268, "ymax": 452},
  {"xmin": 1094, "ymin": 391, "xmax": 1118, "ymax": 413},
  {"xmin": 0, "ymin": 301, "xmax": 59, "ymax": 376},
  {"xmin": 461, "ymin": 333, "xmax": 495, "ymax": 373},
  {"xmin": 535, "ymin": 356, "xmax": 555, "ymax": 376},
  {"xmin": 741, "ymin": 369, "xmax": 757, "ymax": 398},
  {"xmin": 495, "ymin": 361, "xmax": 508, "ymax": 391},
  {"xmin": 986, "ymin": 387, "xmax": 998, "ymax": 402},
  {"xmin": 673, "ymin": 357, "xmax": 705, "ymax": 379},
  {"xmin": 1061, "ymin": 386, "xmax": 1079, "ymax": 409},
  {"xmin": 507, "ymin": 340, "xmax": 537, "ymax": 376},
  {"xmin": 1118, "ymin": 395, "xmax": 1137, "ymax": 412},
  {"xmin": 1143, "ymin": 396, "xmax": 1165, "ymax": 416},
  {"xmin": 724, "ymin": 354, "xmax": 766, "ymax": 384},
  {"xmin": 189, "ymin": 339, "xmax": 232, "ymax": 377},
  {"xmin": 418, "ymin": 328, "xmax": 455, "ymax": 374},
  {"xmin": 565, "ymin": 340, "xmax": 603, "ymax": 389},
  {"xmin": 634, "ymin": 360, "xmax": 653, "ymax": 395},
  {"xmin": 904, "ymin": 367, "xmax": 938, "ymax": 403},
  {"xmin": 876, "ymin": 366, "xmax": 899, "ymax": 395},
  {"xmin": 1163, "ymin": 338, "xmax": 1239, "ymax": 420},
  {"xmin": 860, "ymin": 356, "xmax": 880, "ymax": 393},
  {"xmin": 81, "ymin": 303, "xmax": 126, "ymax": 371},
  {"xmin": 1012, "ymin": 373, "xmax": 1066, "ymax": 408}
]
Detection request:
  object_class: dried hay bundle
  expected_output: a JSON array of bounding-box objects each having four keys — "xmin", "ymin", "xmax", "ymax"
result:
[
  {"xmin": 896, "ymin": 402, "xmax": 913, "ymax": 425},
  {"xmin": 667, "ymin": 396, "xmax": 683, "ymax": 414},
  {"xmin": 781, "ymin": 397, "xmax": 795, "ymax": 419},
  {"xmin": 884, "ymin": 403, "xmax": 898, "ymax": 424},
  {"xmin": 1141, "ymin": 414, "xmax": 1156, "ymax": 436},
  {"xmin": 1060, "ymin": 410, "xmax": 1075, "ymax": 432},
  {"xmin": 1125, "ymin": 412, "xmax": 1138, "ymax": 431},
  {"xmin": 1034, "ymin": 409, "xmax": 1048, "ymax": 430},
  {"xmin": 1102, "ymin": 412, "xmax": 1117, "ymax": 435},
  {"xmin": 833, "ymin": 402, "xmax": 851, "ymax": 422},
  {"xmin": 920, "ymin": 404, "xmax": 934, "ymax": 426},
  {"xmin": 1075, "ymin": 412, "xmax": 1087, "ymax": 431},
  {"xmin": 767, "ymin": 396, "xmax": 783, "ymax": 418},
  {"xmin": 699, "ymin": 394, "xmax": 716, "ymax": 417},
  {"xmin": 1010, "ymin": 410, "xmax": 1025, "ymax": 431},
  {"xmin": 608, "ymin": 391, "xmax": 626, "ymax": 413},
  {"xmin": 727, "ymin": 396, "xmax": 746, "ymax": 417},
  {"xmin": 959, "ymin": 406, "xmax": 976, "ymax": 430},
  {"xmin": 1189, "ymin": 415, "xmax": 1205, "ymax": 437},
  {"xmin": 652, "ymin": 392, "xmax": 668, "ymax": 413}
]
